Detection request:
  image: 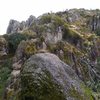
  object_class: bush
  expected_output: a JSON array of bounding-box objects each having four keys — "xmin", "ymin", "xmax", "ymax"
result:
[
  {"xmin": 0, "ymin": 58, "xmax": 12, "ymax": 98},
  {"xmin": 39, "ymin": 14, "xmax": 65, "ymax": 31},
  {"xmin": 3, "ymin": 33, "xmax": 33, "ymax": 54},
  {"xmin": 24, "ymin": 42, "xmax": 36, "ymax": 58},
  {"xmin": 95, "ymin": 28, "xmax": 100, "ymax": 36},
  {"xmin": 39, "ymin": 14, "xmax": 52, "ymax": 24},
  {"xmin": 52, "ymin": 15, "xmax": 64, "ymax": 27},
  {"xmin": 32, "ymin": 25, "xmax": 47, "ymax": 35},
  {"xmin": 62, "ymin": 24, "xmax": 83, "ymax": 45}
]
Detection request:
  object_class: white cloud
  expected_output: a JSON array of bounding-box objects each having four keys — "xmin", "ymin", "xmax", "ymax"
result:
[{"xmin": 0, "ymin": 0, "xmax": 100, "ymax": 34}]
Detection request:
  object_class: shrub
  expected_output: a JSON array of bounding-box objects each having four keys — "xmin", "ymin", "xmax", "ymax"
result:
[
  {"xmin": 62, "ymin": 24, "xmax": 83, "ymax": 45},
  {"xmin": 39, "ymin": 14, "xmax": 52, "ymax": 24},
  {"xmin": 24, "ymin": 43, "xmax": 36, "ymax": 58},
  {"xmin": 95, "ymin": 28, "xmax": 100, "ymax": 36},
  {"xmin": 3, "ymin": 33, "xmax": 33, "ymax": 53},
  {"xmin": 0, "ymin": 58, "xmax": 12, "ymax": 98},
  {"xmin": 52, "ymin": 15, "xmax": 65, "ymax": 27},
  {"xmin": 33, "ymin": 25, "xmax": 47, "ymax": 35}
]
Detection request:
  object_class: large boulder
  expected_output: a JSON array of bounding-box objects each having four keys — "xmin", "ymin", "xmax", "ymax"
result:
[{"xmin": 21, "ymin": 53, "xmax": 93, "ymax": 100}]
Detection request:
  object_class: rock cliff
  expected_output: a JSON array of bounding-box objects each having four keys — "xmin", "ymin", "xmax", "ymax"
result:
[
  {"xmin": 6, "ymin": 15, "xmax": 36, "ymax": 34},
  {"xmin": 0, "ymin": 9, "xmax": 100, "ymax": 100}
]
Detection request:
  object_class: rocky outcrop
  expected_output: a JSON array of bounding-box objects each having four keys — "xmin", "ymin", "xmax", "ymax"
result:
[
  {"xmin": 6, "ymin": 15, "xmax": 36, "ymax": 34},
  {"xmin": 26, "ymin": 15, "xmax": 36, "ymax": 27},
  {"xmin": 88, "ymin": 15, "xmax": 100, "ymax": 31},
  {"xmin": 66, "ymin": 9, "xmax": 81, "ymax": 23},
  {"xmin": 6, "ymin": 20, "xmax": 21, "ymax": 34},
  {"xmin": 21, "ymin": 53, "xmax": 93, "ymax": 100},
  {"xmin": 6, "ymin": 9, "xmax": 100, "ymax": 36},
  {"xmin": 44, "ymin": 27, "xmax": 62, "ymax": 44},
  {"xmin": 2, "ymin": 9, "xmax": 100, "ymax": 99},
  {"xmin": 3, "ymin": 53, "xmax": 94, "ymax": 100},
  {"xmin": 13, "ymin": 38, "xmax": 47, "ymax": 63}
]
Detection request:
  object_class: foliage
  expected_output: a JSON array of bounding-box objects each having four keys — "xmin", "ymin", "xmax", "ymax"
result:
[
  {"xmin": 21, "ymin": 70, "xmax": 66, "ymax": 100},
  {"xmin": 95, "ymin": 28, "xmax": 100, "ymax": 36},
  {"xmin": 0, "ymin": 58, "xmax": 12, "ymax": 98},
  {"xmin": 39, "ymin": 14, "xmax": 52, "ymax": 24},
  {"xmin": 62, "ymin": 24, "xmax": 83, "ymax": 45},
  {"xmin": 68, "ymin": 85, "xmax": 94, "ymax": 100},
  {"xmin": 3, "ymin": 33, "xmax": 33, "ymax": 53},
  {"xmin": 31, "ymin": 24, "xmax": 47, "ymax": 35},
  {"xmin": 24, "ymin": 42, "xmax": 36, "ymax": 58},
  {"xmin": 39, "ymin": 14, "xmax": 65, "ymax": 33},
  {"xmin": 52, "ymin": 15, "xmax": 65, "ymax": 28}
]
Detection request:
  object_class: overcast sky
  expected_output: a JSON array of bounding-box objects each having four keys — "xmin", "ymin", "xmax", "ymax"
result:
[{"xmin": 0, "ymin": 0, "xmax": 100, "ymax": 34}]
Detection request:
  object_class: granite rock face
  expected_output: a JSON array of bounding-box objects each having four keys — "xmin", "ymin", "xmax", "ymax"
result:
[
  {"xmin": 44, "ymin": 27, "xmax": 63, "ymax": 44},
  {"xmin": 6, "ymin": 20, "xmax": 21, "ymax": 34},
  {"xmin": 21, "ymin": 53, "xmax": 93, "ymax": 100},
  {"xmin": 66, "ymin": 9, "xmax": 81, "ymax": 23},
  {"xmin": 6, "ymin": 15, "xmax": 36, "ymax": 34},
  {"xmin": 89, "ymin": 15, "xmax": 100, "ymax": 35},
  {"xmin": 2, "ymin": 9, "xmax": 100, "ymax": 100}
]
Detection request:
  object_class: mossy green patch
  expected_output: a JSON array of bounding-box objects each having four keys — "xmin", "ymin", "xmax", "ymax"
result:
[
  {"xmin": 0, "ymin": 58, "xmax": 12, "ymax": 98},
  {"xmin": 21, "ymin": 70, "xmax": 66, "ymax": 100},
  {"xmin": 68, "ymin": 86, "xmax": 84, "ymax": 100},
  {"xmin": 81, "ymin": 84, "xmax": 94, "ymax": 100}
]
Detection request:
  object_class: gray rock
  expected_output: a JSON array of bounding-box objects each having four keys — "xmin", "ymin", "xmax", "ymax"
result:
[
  {"xmin": 6, "ymin": 15, "xmax": 36, "ymax": 34},
  {"xmin": 26, "ymin": 15, "xmax": 36, "ymax": 27},
  {"xmin": 89, "ymin": 15, "xmax": 100, "ymax": 31},
  {"xmin": 67, "ymin": 9, "xmax": 81, "ymax": 23},
  {"xmin": 44, "ymin": 26, "xmax": 63, "ymax": 44},
  {"xmin": 21, "ymin": 53, "xmax": 93, "ymax": 100},
  {"xmin": 6, "ymin": 20, "xmax": 21, "ymax": 34},
  {"xmin": 14, "ymin": 38, "xmax": 37, "ymax": 61}
]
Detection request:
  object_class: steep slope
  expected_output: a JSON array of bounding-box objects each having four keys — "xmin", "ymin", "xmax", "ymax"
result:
[{"xmin": 0, "ymin": 9, "xmax": 100, "ymax": 100}]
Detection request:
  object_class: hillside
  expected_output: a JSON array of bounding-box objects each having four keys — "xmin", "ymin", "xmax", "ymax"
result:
[{"xmin": 0, "ymin": 9, "xmax": 100, "ymax": 100}]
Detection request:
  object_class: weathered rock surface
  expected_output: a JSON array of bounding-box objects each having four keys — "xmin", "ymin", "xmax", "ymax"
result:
[
  {"xmin": 2, "ymin": 9, "xmax": 100, "ymax": 100},
  {"xmin": 44, "ymin": 30, "xmax": 62, "ymax": 44},
  {"xmin": 6, "ymin": 20, "xmax": 21, "ymax": 34},
  {"xmin": 21, "ymin": 53, "xmax": 93, "ymax": 100},
  {"xmin": 6, "ymin": 15, "xmax": 36, "ymax": 34},
  {"xmin": 13, "ymin": 38, "xmax": 47, "ymax": 63}
]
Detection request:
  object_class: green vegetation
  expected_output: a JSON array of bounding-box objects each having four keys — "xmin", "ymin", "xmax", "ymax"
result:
[
  {"xmin": 82, "ymin": 85, "xmax": 94, "ymax": 100},
  {"xmin": 39, "ymin": 14, "xmax": 52, "ymax": 24},
  {"xmin": 69, "ymin": 85, "xmax": 94, "ymax": 100},
  {"xmin": 95, "ymin": 28, "xmax": 100, "ymax": 36},
  {"xmin": 21, "ymin": 70, "xmax": 66, "ymax": 100},
  {"xmin": 0, "ymin": 58, "xmax": 12, "ymax": 98},
  {"xmin": 38, "ymin": 14, "xmax": 65, "ymax": 33},
  {"xmin": 47, "ymin": 41, "xmax": 83, "ymax": 65},
  {"xmin": 68, "ymin": 86, "xmax": 84, "ymax": 100},
  {"xmin": 62, "ymin": 24, "xmax": 83, "ymax": 45},
  {"xmin": 3, "ymin": 33, "xmax": 34, "ymax": 53},
  {"xmin": 0, "ymin": 9, "xmax": 100, "ymax": 100},
  {"xmin": 31, "ymin": 24, "xmax": 47, "ymax": 34},
  {"xmin": 24, "ymin": 42, "xmax": 37, "ymax": 58},
  {"xmin": 52, "ymin": 15, "xmax": 65, "ymax": 27},
  {"xmin": 39, "ymin": 13, "xmax": 65, "ymax": 25}
]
